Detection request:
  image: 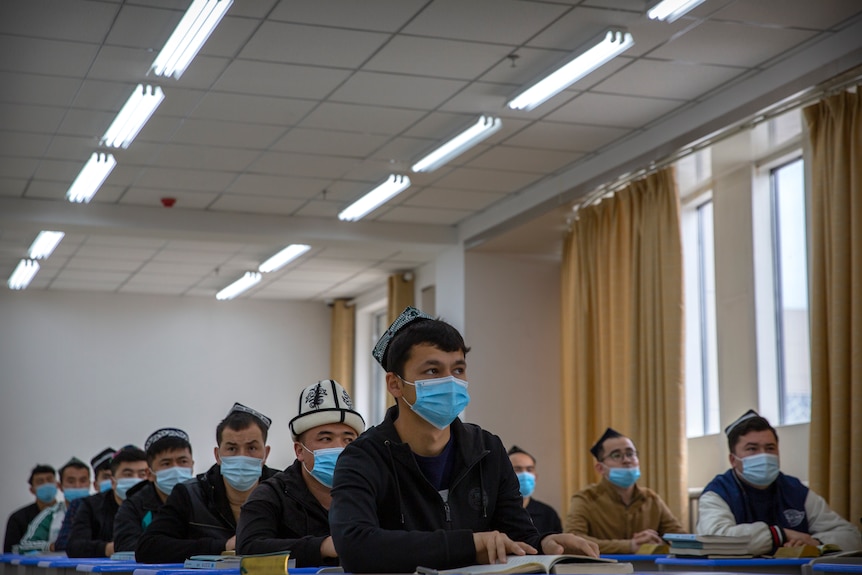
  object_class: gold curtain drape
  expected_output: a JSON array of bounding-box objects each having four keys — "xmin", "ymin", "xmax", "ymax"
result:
[
  {"xmin": 560, "ymin": 166, "xmax": 687, "ymax": 526},
  {"xmin": 804, "ymin": 87, "xmax": 862, "ymax": 526},
  {"xmin": 330, "ymin": 299, "xmax": 355, "ymax": 394},
  {"xmin": 385, "ymin": 273, "xmax": 415, "ymax": 406}
]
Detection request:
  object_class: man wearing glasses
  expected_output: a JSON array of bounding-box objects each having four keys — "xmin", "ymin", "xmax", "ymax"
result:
[{"xmin": 565, "ymin": 428, "xmax": 685, "ymax": 553}]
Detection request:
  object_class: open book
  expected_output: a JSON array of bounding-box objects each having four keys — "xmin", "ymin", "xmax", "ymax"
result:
[
  {"xmin": 417, "ymin": 554, "xmax": 633, "ymax": 575},
  {"xmin": 184, "ymin": 555, "xmax": 243, "ymax": 569}
]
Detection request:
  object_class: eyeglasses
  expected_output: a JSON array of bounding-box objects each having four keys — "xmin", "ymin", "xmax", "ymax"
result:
[{"xmin": 602, "ymin": 449, "xmax": 638, "ymax": 462}]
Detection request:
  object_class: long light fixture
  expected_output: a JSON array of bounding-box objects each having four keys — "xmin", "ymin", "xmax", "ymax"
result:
[
  {"xmin": 647, "ymin": 0, "xmax": 708, "ymax": 22},
  {"xmin": 66, "ymin": 153, "xmax": 117, "ymax": 203},
  {"xmin": 259, "ymin": 244, "xmax": 311, "ymax": 274},
  {"xmin": 8, "ymin": 259, "xmax": 40, "ymax": 290},
  {"xmin": 338, "ymin": 175, "xmax": 411, "ymax": 222},
  {"xmin": 412, "ymin": 116, "xmax": 502, "ymax": 173},
  {"xmin": 507, "ymin": 29, "xmax": 634, "ymax": 111},
  {"xmin": 28, "ymin": 231, "xmax": 65, "ymax": 260},
  {"xmin": 216, "ymin": 271, "xmax": 261, "ymax": 300},
  {"xmin": 101, "ymin": 84, "xmax": 165, "ymax": 149},
  {"xmin": 151, "ymin": 0, "xmax": 234, "ymax": 79}
]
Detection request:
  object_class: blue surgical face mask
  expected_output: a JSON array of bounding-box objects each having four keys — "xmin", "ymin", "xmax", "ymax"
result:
[
  {"xmin": 607, "ymin": 466, "xmax": 641, "ymax": 489},
  {"xmin": 516, "ymin": 471, "xmax": 536, "ymax": 498},
  {"xmin": 98, "ymin": 479, "xmax": 113, "ymax": 493},
  {"xmin": 35, "ymin": 483, "xmax": 57, "ymax": 503},
  {"xmin": 114, "ymin": 477, "xmax": 144, "ymax": 501},
  {"xmin": 154, "ymin": 466, "xmax": 194, "ymax": 495},
  {"xmin": 738, "ymin": 453, "xmax": 780, "ymax": 487},
  {"xmin": 220, "ymin": 455, "xmax": 263, "ymax": 492},
  {"xmin": 302, "ymin": 445, "xmax": 343, "ymax": 488},
  {"xmin": 400, "ymin": 375, "xmax": 470, "ymax": 429},
  {"xmin": 63, "ymin": 487, "xmax": 90, "ymax": 502}
]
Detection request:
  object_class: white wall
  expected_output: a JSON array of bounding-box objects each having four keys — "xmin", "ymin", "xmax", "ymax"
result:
[
  {"xmin": 463, "ymin": 252, "xmax": 566, "ymax": 517},
  {"xmin": 0, "ymin": 290, "xmax": 330, "ymax": 529}
]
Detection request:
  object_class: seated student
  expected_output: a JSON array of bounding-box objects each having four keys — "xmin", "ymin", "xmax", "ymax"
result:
[
  {"xmin": 136, "ymin": 404, "xmax": 278, "ymax": 563},
  {"xmin": 56, "ymin": 447, "xmax": 117, "ymax": 552},
  {"xmin": 508, "ymin": 446, "xmax": 562, "ymax": 534},
  {"xmin": 3, "ymin": 465, "xmax": 57, "ymax": 553},
  {"xmin": 66, "ymin": 446, "xmax": 148, "ymax": 557},
  {"xmin": 18, "ymin": 458, "xmax": 91, "ymax": 553},
  {"xmin": 113, "ymin": 428, "xmax": 194, "ymax": 553},
  {"xmin": 330, "ymin": 307, "xmax": 599, "ymax": 573},
  {"xmin": 566, "ymin": 428, "xmax": 685, "ymax": 553},
  {"xmin": 237, "ymin": 380, "xmax": 365, "ymax": 566},
  {"xmin": 697, "ymin": 410, "xmax": 862, "ymax": 554}
]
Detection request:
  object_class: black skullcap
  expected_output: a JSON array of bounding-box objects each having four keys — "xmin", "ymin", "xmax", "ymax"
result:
[
  {"xmin": 590, "ymin": 427, "xmax": 624, "ymax": 459},
  {"xmin": 724, "ymin": 409, "xmax": 761, "ymax": 436},
  {"xmin": 90, "ymin": 447, "xmax": 116, "ymax": 472},
  {"xmin": 372, "ymin": 306, "xmax": 434, "ymax": 368},
  {"xmin": 227, "ymin": 402, "xmax": 272, "ymax": 429},
  {"xmin": 145, "ymin": 427, "xmax": 190, "ymax": 452}
]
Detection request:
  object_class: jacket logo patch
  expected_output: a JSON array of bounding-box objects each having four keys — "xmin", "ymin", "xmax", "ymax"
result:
[
  {"xmin": 783, "ymin": 509, "xmax": 805, "ymax": 527},
  {"xmin": 468, "ymin": 487, "xmax": 488, "ymax": 511}
]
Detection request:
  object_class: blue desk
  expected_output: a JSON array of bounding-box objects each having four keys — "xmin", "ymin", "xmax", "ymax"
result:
[
  {"xmin": 604, "ymin": 555, "xmax": 665, "ymax": 572},
  {"xmin": 657, "ymin": 557, "xmax": 811, "ymax": 574},
  {"xmin": 813, "ymin": 566, "xmax": 862, "ymax": 574},
  {"xmin": 77, "ymin": 565, "xmax": 184, "ymax": 574},
  {"xmin": 132, "ymin": 570, "xmax": 236, "ymax": 575}
]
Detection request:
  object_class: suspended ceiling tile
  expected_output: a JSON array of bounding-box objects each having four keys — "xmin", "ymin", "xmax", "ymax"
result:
[
  {"xmin": 271, "ymin": 128, "xmax": 391, "ymax": 158},
  {"xmin": 208, "ymin": 194, "xmax": 306, "ymax": 216},
  {"xmin": 547, "ymin": 92, "xmax": 684, "ymax": 128},
  {"xmin": 328, "ymin": 72, "xmax": 468, "ymax": 109},
  {"xmin": 299, "ymin": 103, "xmax": 426, "ymax": 135},
  {"xmin": 365, "ymin": 36, "xmax": 508, "ymax": 80},
  {"xmin": 593, "ymin": 59, "xmax": 746, "ymax": 100},
  {"xmin": 504, "ymin": 121, "xmax": 631, "ymax": 153},
  {"xmin": 214, "ymin": 60, "xmax": 352, "ymax": 99}
]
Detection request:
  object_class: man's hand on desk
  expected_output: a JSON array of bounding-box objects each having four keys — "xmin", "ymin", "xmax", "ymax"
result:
[
  {"xmin": 320, "ymin": 536, "xmax": 338, "ymax": 559},
  {"xmin": 474, "ymin": 531, "xmax": 536, "ymax": 565},
  {"xmin": 630, "ymin": 529, "xmax": 663, "ymax": 552},
  {"xmin": 783, "ymin": 529, "xmax": 820, "ymax": 547},
  {"xmin": 541, "ymin": 533, "xmax": 600, "ymax": 558}
]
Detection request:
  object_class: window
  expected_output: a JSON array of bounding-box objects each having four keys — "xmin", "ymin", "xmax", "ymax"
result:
[
  {"xmin": 682, "ymin": 198, "xmax": 720, "ymax": 437},
  {"xmin": 755, "ymin": 157, "xmax": 811, "ymax": 425}
]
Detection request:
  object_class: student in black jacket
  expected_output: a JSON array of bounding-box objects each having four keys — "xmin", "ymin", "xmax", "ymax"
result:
[
  {"xmin": 236, "ymin": 380, "xmax": 365, "ymax": 566},
  {"xmin": 3, "ymin": 464, "xmax": 57, "ymax": 553},
  {"xmin": 113, "ymin": 428, "xmax": 194, "ymax": 553},
  {"xmin": 329, "ymin": 307, "xmax": 599, "ymax": 573},
  {"xmin": 67, "ymin": 446, "xmax": 148, "ymax": 557},
  {"xmin": 136, "ymin": 403, "xmax": 277, "ymax": 563}
]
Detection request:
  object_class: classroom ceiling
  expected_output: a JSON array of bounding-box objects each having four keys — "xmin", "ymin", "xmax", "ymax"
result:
[{"xmin": 2, "ymin": 0, "xmax": 861, "ymax": 301}]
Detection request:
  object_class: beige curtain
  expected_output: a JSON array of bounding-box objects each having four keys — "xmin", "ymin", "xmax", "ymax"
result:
[
  {"xmin": 330, "ymin": 299, "xmax": 355, "ymax": 394},
  {"xmin": 804, "ymin": 87, "xmax": 862, "ymax": 527},
  {"xmin": 561, "ymin": 166, "xmax": 688, "ymax": 525},
  {"xmin": 385, "ymin": 273, "xmax": 415, "ymax": 406}
]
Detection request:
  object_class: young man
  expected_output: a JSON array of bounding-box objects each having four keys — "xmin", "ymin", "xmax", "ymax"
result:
[
  {"xmin": 508, "ymin": 446, "xmax": 562, "ymax": 534},
  {"xmin": 113, "ymin": 428, "xmax": 194, "ymax": 553},
  {"xmin": 66, "ymin": 446, "xmax": 148, "ymax": 557},
  {"xmin": 330, "ymin": 307, "xmax": 599, "ymax": 573},
  {"xmin": 55, "ymin": 446, "xmax": 117, "ymax": 552},
  {"xmin": 237, "ymin": 379, "xmax": 365, "ymax": 566},
  {"xmin": 697, "ymin": 410, "xmax": 861, "ymax": 554},
  {"xmin": 17, "ymin": 458, "xmax": 91, "ymax": 552},
  {"xmin": 565, "ymin": 428, "xmax": 685, "ymax": 553},
  {"xmin": 3, "ymin": 465, "xmax": 56, "ymax": 553},
  {"xmin": 136, "ymin": 404, "xmax": 277, "ymax": 563}
]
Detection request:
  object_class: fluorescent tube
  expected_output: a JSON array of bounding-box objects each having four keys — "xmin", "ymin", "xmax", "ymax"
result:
[
  {"xmin": 101, "ymin": 84, "xmax": 165, "ymax": 149},
  {"xmin": 338, "ymin": 175, "xmax": 411, "ymax": 222},
  {"xmin": 412, "ymin": 116, "xmax": 502, "ymax": 173},
  {"xmin": 8, "ymin": 259, "xmax": 40, "ymax": 290},
  {"xmin": 151, "ymin": 0, "xmax": 233, "ymax": 79},
  {"xmin": 259, "ymin": 244, "xmax": 311, "ymax": 273},
  {"xmin": 216, "ymin": 271, "xmax": 261, "ymax": 300},
  {"xmin": 66, "ymin": 153, "xmax": 117, "ymax": 203},
  {"xmin": 647, "ymin": 0, "xmax": 708, "ymax": 22},
  {"xmin": 28, "ymin": 231, "xmax": 65, "ymax": 260}
]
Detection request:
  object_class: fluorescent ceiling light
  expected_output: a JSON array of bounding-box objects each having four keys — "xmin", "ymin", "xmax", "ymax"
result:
[
  {"xmin": 101, "ymin": 84, "xmax": 165, "ymax": 149},
  {"xmin": 151, "ymin": 0, "xmax": 233, "ymax": 79},
  {"xmin": 412, "ymin": 116, "xmax": 502, "ymax": 173},
  {"xmin": 66, "ymin": 153, "xmax": 117, "ymax": 204},
  {"xmin": 507, "ymin": 29, "xmax": 634, "ymax": 111},
  {"xmin": 29, "ymin": 231, "xmax": 65, "ymax": 260},
  {"xmin": 216, "ymin": 271, "xmax": 261, "ymax": 300},
  {"xmin": 338, "ymin": 175, "xmax": 411, "ymax": 222},
  {"xmin": 8, "ymin": 259, "xmax": 40, "ymax": 290},
  {"xmin": 647, "ymin": 0, "xmax": 707, "ymax": 22},
  {"xmin": 259, "ymin": 244, "xmax": 311, "ymax": 273}
]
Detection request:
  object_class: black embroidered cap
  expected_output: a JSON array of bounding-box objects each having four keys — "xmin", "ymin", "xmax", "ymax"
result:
[
  {"xmin": 144, "ymin": 427, "xmax": 190, "ymax": 452},
  {"xmin": 590, "ymin": 427, "xmax": 624, "ymax": 459},
  {"xmin": 289, "ymin": 379, "xmax": 365, "ymax": 440},
  {"xmin": 372, "ymin": 306, "xmax": 434, "ymax": 369},
  {"xmin": 90, "ymin": 447, "xmax": 116, "ymax": 472},
  {"xmin": 227, "ymin": 402, "xmax": 272, "ymax": 430},
  {"xmin": 724, "ymin": 409, "xmax": 761, "ymax": 436}
]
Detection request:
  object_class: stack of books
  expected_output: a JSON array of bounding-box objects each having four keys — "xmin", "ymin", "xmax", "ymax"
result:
[{"xmin": 664, "ymin": 534, "xmax": 752, "ymax": 558}]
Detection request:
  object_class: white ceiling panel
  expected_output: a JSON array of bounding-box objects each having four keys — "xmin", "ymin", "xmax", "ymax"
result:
[
  {"xmin": 329, "ymin": 72, "xmax": 468, "ymax": 109},
  {"xmin": 0, "ymin": 0, "xmax": 118, "ymax": 41},
  {"xmin": 208, "ymin": 194, "xmax": 306, "ymax": 216},
  {"xmin": 214, "ymin": 61, "xmax": 352, "ymax": 99},
  {"xmin": 365, "ymin": 36, "xmax": 508, "ymax": 79},
  {"xmin": 546, "ymin": 93, "xmax": 684, "ymax": 129},
  {"xmin": 504, "ymin": 122, "xmax": 632, "ymax": 153},
  {"xmin": 299, "ymin": 103, "xmax": 425, "ymax": 135},
  {"xmin": 593, "ymin": 59, "xmax": 746, "ymax": 100},
  {"xmin": 269, "ymin": 0, "xmax": 425, "ymax": 32}
]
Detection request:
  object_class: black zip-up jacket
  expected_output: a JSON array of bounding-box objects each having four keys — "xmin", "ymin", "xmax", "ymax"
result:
[
  {"xmin": 113, "ymin": 480, "xmax": 164, "ymax": 553},
  {"xmin": 4, "ymin": 502, "xmax": 40, "ymax": 553},
  {"xmin": 67, "ymin": 490, "xmax": 119, "ymax": 557},
  {"xmin": 329, "ymin": 405, "xmax": 543, "ymax": 573},
  {"xmin": 236, "ymin": 460, "xmax": 334, "ymax": 567},
  {"xmin": 136, "ymin": 463, "xmax": 277, "ymax": 563}
]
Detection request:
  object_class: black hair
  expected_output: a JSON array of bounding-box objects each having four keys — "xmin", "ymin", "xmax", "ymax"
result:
[
  {"xmin": 146, "ymin": 436, "xmax": 193, "ymax": 466},
  {"xmin": 727, "ymin": 415, "xmax": 778, "ymax": 453},
  {"xmin": 28, "ymin": 464, "xmax": 56, "ymax": 485},
  {"xmin": 216, "ymin": 411, "xmax": 268, "ymax": 445},
  {"xmin": 110, "ymin": 446, "xmax": 147, "ymax": 474},
  {"xmin": 507, "ymin": 445, "xmax": 536, "ymax": 465},
  {"xmin": 384, "ymin": 318, "xmax": 470, "ymax": 376},
  {"xmin": 59, "ymin": 459, "xmax": 89, "ymax": 482}
]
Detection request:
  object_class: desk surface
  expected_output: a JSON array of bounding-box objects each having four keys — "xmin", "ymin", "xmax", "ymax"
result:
[
  {"xmin": 658, "ymin": 558, "xmax": 811, "ymax": 567},
  {"xmin": 812, "ymin": 566, "xmax": 862, "ymax": 574},
  {"xmin": 77, "ymin": 565, "xmax": 184, "ymax": 573}
]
